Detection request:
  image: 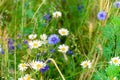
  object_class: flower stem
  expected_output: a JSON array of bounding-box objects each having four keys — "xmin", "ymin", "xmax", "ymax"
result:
[{"xmin": 45, "ymin": 58, "xmax": 65, "ymax": 80}]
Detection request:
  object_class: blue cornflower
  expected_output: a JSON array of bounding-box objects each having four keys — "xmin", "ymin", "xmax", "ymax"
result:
[
  {"xmin": 23, "ymin": 40, "xmax": 28, "ymax": 44},
  {"xmin": 17, "ymin": 44, "xmax": 22, "ymax": 50},
  {"xmin": 8, "ymin": 39, "xmax": 14, "ymax": 52},
  {"xmin": 40, "ymin": 66, "xmax": 49, "ymax": 73},
  {"xmin": 50, "ymin": 48, "xmax": 55, "ymax": 53},
  {"xmin": 8, "ymin": 39, "xmax": 14, "ymax": 45},
  {"xmin": 44, "ymin": 14, "xmax": 51, "ymax": 21},
  {"xmin": 78, "ymin": 5, "xmax": 84, "ymax": 11},
  {"xmin": 67, "ymin": 50, "xmax": 73, "ymax": 55},
  {"xmin": 97, "ymin": 11, "xmax": 107, "ymax": 20},
  {"xmin": 48, "ymin": 34, "xmax": 60, "ymax": 44},
  {"xmin": 114, "ymin": 2, "xmax": 120, "ymax": 8},
  {"xmin": 1, "ymin": 50, "xmax": 4, "ymax": 54}
]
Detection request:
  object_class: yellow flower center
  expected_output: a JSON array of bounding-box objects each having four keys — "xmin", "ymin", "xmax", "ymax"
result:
[
  {"xmin": 113, "ymin": 59, "xmax": 118, "ymax": 64},
  {"xmin": 21, "ymin": 64, "xmax": 26, "ymax": 68},
  {"xmin": 36, "ymin": 64, "xmax": 42, "ymax": 69},
  {"xmin": 61, "ymin": 31, "xmax": 65, "ymax": 35},
  {"xmin": 26, "ymin": 76, "xmax": 31, "ymax": 80},
  {"xmin": 83, "ymin": 62, "xmax": 88, "ymax": 67},
  {"xmin": 55, "ymin": 13, "xmax": 59, "ymax": 17},
  {"xmin": 61, "ymin": 47, "xmax": 66, "ymax": 51},
  {"xmin": 33, "ymin": 43, "xmax": 38, "ymax": 47}
]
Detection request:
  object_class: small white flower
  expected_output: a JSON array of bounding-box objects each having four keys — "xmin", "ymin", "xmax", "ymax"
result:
[
  {"xmin": 18, "ymin": 63, "xmax": 28, "ymax": 71},
  {"xmin": 24, "ymin": 74, "xmax": 35, "ymax": 80},
  {"xmin": 80, "ymin": 60, "xmax": 91, "ymax": 68},
  {"xmin": 28, "ymin": 40, "xmax": 42, "ymax": 49},
  {"xmin": 28, "ymin": 34, "xmax": 37, "ymax": 40},
  {"xmin": 40, "ymin": 34, "xmax": 47, "ymax": 41},
  {"xmin": 53, "ymin": 11, "xmax": 62, "ymax": 18},
  {"xmin": 18, "ymin": 77, "xmax": 24, "ymax": 80},
  {"xmin": 58, "ymin": 44, "xmax": 69, "ymax": 53},
  {"xmin": 30, "ymin": 61, "xmax": 46, "ymax": 71},
  {"xmin": 112, "ymin": 77, "xmax": 117, "ymax": 80},
  {"xmin": 0, "ymin": 47, "xmax": 2, "ymax": 52},
  {"xmin": 109, "ymin": 57, "xmax": 120, "ymax": 66},
  {"xmin": 58, "ymin": 28, "xmax": 69, "ymax": 36}
]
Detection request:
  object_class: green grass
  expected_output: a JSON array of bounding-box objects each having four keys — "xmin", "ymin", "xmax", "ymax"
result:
[{"xmin": 0, "ymin": 0, "xmax": 120, "ymax": 80}]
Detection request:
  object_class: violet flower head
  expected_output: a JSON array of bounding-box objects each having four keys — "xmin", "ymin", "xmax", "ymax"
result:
[
  {"xmin": 40, "ymin": 66, "xmax": 49, "ymax": 73},
  {"xmin": 67, "ymin": 50, "xmax": 73, "ymax": 55},
  {"xmin": 50, "ymin": 48, "xmax": 55, "ymax": 53},
  {"xmin": 48, "ymin": 34, "xmax": 60, "ymax": 44},
  {"xmin": 8, "ymin": 39, "xmax": 14, "ymax": 52},
  {"xmin": 23, "ymin": 40, "xmax": 28, "ymax": 44},
  {"xmin": 114, "ymin": 1, "xmax": 120, "ymax": 8},
  {"xmin": 97, "ymin": 11, "xmax": 107, "ymax": 20},
  {"xmin": 44, "ymin": 14, "xmax": 51, "ymax": 21}
]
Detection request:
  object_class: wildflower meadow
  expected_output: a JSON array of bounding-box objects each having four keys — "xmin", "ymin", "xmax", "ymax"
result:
[{"xmin": 0, "ymin": 0, "xmax": 120, "ymax": 80}]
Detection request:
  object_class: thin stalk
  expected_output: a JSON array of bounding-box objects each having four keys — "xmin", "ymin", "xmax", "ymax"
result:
[{"xmin": 45, "ymin": 58, "xmax": 65, "ymax": 80}]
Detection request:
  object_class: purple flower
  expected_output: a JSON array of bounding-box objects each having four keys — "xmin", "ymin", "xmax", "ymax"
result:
[
  {"xmin": 67, "ymin": 50, "xmax": 73, "ymax": 55},
  {"xmin": 44, "ymin": 14, "xmax": 51, "ymax": 21},
  {"xmin": 8, "ymin": 39, "xmax": 14, "ymax": 52},
  {"xmin": 8, "ymin": 39, "xmax": 14, "ymax": 45},
  {"xmin": 1, "ymin": 50, "xmax": 4, "ymax": 54},
  {"xmin": 23, "ymin": 40, "xmax": 28, "ymax": 44},
  {"xmin": 48, "ymin": 34, "xmax": 60, "ymax": 44},
  {"xmin": 114, "ymin": 2, "xmax": 120, "ymax": 8},
  {"xmin": 40, "ymin": 66, "xmax": 49, "ymax": 73},
  {"xmin": 97, "ymin": 11, "xmax": 107, "ymax": 20},
  {"xmin": 50, "ymin": 48, "xmax": 55, "ymax": 53}
]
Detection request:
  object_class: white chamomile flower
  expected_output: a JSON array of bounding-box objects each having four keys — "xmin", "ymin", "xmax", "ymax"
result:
[
  {"xmin": 24, "ymin": 74, "xmax": 35, "ymax": 80},
  {"xmin": 112, "ymin": 77, "xmax": 117, "ymax": 80},
  {"xmin": 28, "ymin": 34, "xmax": 37, "ymax": 40},
  {"xmin": 109, "ymin": 57, "xmax": 120, "ymax": 66},
  {"xmin": 18, "ymin": 77, "xmax": 24, "ymax": 80},
  {"xmin": 28, "ymin": 40, "xmax": 42, "ymax": 49},
  {"xmin": 40, "ymin": 34, "xmax": 47, "ymax": 41},
  {"xmin": 58, "ymin": 28, "xmax": 69, "ymax": 36},
  {"xmin": 58, "ymin": 44, "xmax": 69, "ymax": 53},
  {"xmin": 53, "ymin": 11, "xmax": 62, "ymax": 18},
  {"xmin": 30, "ymin": 61, "xmax": 46, "ymax": 71},
  {"xmin": 80, "ymin": 60, "xmax": 91, "ymax": 68},
  {"xmin": 18, "ymin": 63, "xmax": 28, "ymax": 71}
]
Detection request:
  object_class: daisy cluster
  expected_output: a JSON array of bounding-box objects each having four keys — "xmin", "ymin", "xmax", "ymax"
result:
[{"xmin": 17, "ymin": 11, "xmax": 71, "ymax": 79}]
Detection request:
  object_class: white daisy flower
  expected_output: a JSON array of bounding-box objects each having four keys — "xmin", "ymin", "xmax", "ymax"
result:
[
  {"xmin": 58, "ymin": 44, "xmax": 69, "ymax": 53},
  {"xmin": 40, "ymin": 34, "xmax": 47, "ymax": 41},
  {"xmin": 18, "ymin": 63, "xmax": 28, "ymax": 71},
  {"xmin": 53, "ymin": 11, "xmax": 62, "ymax": 18},
  {"xmin": 58, "ymin": 28, "xmax": 69, "ymax": 36},
  {"xmin": 80, "ymin": 60, "xmax": 91, "ymax": 68},
  {"xmin": 112, "ymin": 77, "xmax": 117, "ymax": 80},
  {"xmin": 24, "ymin": 74, "xmax": 35, "ymax": 80},
  {"xmin": 28, "ymin": 34, "xmax": 37, "ymax": 40},
  {"xmin": 30, "ymin": 61, "xmax": 46, "ymax": 71},
  {"xmin": 18, "ymin": 77, "xmax": 24, "ymax": 80},
  {"xmin": 28, "ymin": 40, "xmax": 42, "ymax": 49},
  {"xmin": 109, "ymin": 57, "xmax": 120, "ymax": 66}
]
